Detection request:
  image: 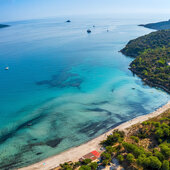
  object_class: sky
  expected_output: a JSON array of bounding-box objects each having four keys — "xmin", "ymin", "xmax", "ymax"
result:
[{"xmin": 0, "ymin": 0, "xmax": 170, "ymax": 22}]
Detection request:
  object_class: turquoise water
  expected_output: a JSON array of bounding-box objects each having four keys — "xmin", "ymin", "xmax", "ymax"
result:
[{"xmin": 0, "ymin": 16, "xmax": 169, "ymax": 169}]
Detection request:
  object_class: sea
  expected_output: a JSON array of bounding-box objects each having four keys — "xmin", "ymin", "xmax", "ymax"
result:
[{"xmin": 0, "ymin": 15, "xmax": 169, "ymax": 169}]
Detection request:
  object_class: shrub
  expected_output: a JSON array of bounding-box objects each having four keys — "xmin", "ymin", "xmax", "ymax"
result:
[
  {"xmin": 126, "ymin": 153, "xmax": 135, "ymax": 164},
  {"xmin": 74, "ymin": 161, "xmax": 81, "ymax": 168},
  {"xmin": 101, "ymin": 152, "xmax": 111, "ymax": 161},
  {"xmin": 149, "ymin": 156, "xmax": 162, "ymax": 169},
  {"xmin": 60, "ymin": 163, "xmax": 73, "ymax": 170},
  {"xmin": 89, "ymin": 162, "xmax": 98, "ymax": 170},
  {"xmin": 155, "ymin": 128, "xmax": 164, "ymax": 139},
  {"xmin": 102, "ymin": 159, "xmax": 109, "ymax": 166},
  {"xmin": 79, "ymin": 165, "xmax": 91, "ymax": 170},
  {"xmin": 117, "ymin": 154, "xmax": 124, "ymax": 162},
  {"xmin": 122, "ymin": 142, "xmax": 145, "ymax": 158},
  {"xmin": 130, "ymin": 136, "xmax": 139, "ymax": 143},
  {"xmin": 162, "ymin": 160, "xmax": 169, "ymax": 170},
  {"xmin": 102, "ymin": 130, "xmax": 124, "ymax": 146},
  {"xmin": 106, "ymin": 146, "xmax": 115, "ymax": 154},
  {"xmin": 160, "ymin": 144, "xmax": 170, "ymax": 158},
  {"xmin": 154, "ymin": 151, "xmax": 164, "ymax": 161},
  {"xmin": 82, "ymin": 159, "xmax": 92, "ymax": 165}
]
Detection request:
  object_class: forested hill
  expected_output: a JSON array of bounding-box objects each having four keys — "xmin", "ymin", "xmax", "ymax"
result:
[
  {"xmin": 0, "ymin": 24, "xmax": 10, "ymax": 29},
  {"xmin": 139, "ymin": 20, "xmax": 170, "ymax": 30},
  {"xmin": 121, "ymin": 30, "xmax": 170, "ymax": 57},
  {"xmin": 121, "ymin": 29, "xmax": 170, "ymax": 93}
]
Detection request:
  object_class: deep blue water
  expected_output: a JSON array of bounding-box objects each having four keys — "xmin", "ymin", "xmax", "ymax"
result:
[{"xmin": 0, "ymin": 16, "xmax": 169, "ymax": 169}]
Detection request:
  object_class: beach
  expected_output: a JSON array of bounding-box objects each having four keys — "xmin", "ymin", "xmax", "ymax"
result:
[{"xmin": 20, "ymin": 101, "xmax": 170, "ymax": 170}]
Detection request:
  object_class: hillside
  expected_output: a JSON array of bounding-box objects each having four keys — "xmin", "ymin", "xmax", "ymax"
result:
[
  {"xmin": 100, "ymin": 109, "xmax": 170, "ymax": 170},
  {"xmin": 139, "ymin": 20, "xmax": 170, "ymax": 30},
  {"xmin": 121, "ymin": 30, "xmax": 170, "ymax": 57},
  {"xmin": 121, "ymin": 29, "xmax": 170, "ymax": 93}
]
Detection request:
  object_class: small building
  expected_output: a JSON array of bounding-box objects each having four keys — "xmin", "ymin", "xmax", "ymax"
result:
[{"xmin": 79, "ymin": 150, "xmax": 100, "ymax": 162}]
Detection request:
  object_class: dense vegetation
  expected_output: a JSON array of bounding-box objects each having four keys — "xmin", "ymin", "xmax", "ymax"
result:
[
  {"xmin": 139, "ymin": 20, "xmax": 170, "ymax": 30},
  {"xmin": 121, "ymin": 30, "xmax": 170, "ymax": 57},
  {"xmin": 0, "ymin": 24, "xmax": 9, "ymax": 29},
  {"xmin": 121, "ymin": 29, "xmax": 170, "ymax": 93},
  {"xmin": 100, "ymin": 109, "xmax": 170, "ymax": 170}
]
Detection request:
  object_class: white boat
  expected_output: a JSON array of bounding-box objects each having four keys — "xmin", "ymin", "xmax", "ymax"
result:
[{"xmin": 5, "ymin": 66, "xmax": 9, "ymax": 70}]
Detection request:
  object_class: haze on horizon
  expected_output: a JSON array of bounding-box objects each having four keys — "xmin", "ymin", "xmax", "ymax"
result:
[{"xmin": 0, "ymin": 0, "xmax": 170, "ymax": 22}]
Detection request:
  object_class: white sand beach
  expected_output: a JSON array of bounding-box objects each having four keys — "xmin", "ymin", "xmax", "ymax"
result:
[{"xmin": 20, "ymin": 101, "xmax": 170, "ymax": 170}]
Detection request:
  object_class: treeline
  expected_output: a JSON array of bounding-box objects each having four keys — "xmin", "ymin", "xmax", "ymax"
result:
[{"xmin": 121, "ymin": 29, "xmax": 170, "ymax": 93}]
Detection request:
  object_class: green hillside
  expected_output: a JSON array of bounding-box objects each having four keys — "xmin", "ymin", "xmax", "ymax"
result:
[
  {"xmin": 139, "ymin": 20, "xmax": 170, "ymax": 30},
  {"xmin": 121, "ymin": 29, "xmax": 170, "ymax": 93}
]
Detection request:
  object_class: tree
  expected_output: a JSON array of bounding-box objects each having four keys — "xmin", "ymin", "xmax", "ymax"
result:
[
  {"xmin": 160, "ymin": 144, "xmax": 170, "ymax": 158},
  {"xmin": 106, "ymin": 146, "xmax": 115, "ymax": 155},
  {"xmin": 130, "ymin": 136, "xmax": 139, "ymax": 143},
  {"xmin": 73, "ymin": 161, "xmax": 81, "ymax": 168},
  {"xmin": 60, "ymin": 163, "xmax": 73, "ymax": 170},
  {"xmin": 82, "ymin": 159, "xmax": 92, "ymax": 165},
  {"xmin": 126, "ymin": 153, "xmax": 135, "ymax": 164},
  {"xmin": 154, "ymin": 151, "xmax": 164, "ymax": 161},
  {"xmin": 162, "ymin": 160, "xmax": 169, "ymax": 170},
  {"xmin": 149, "ymin": 156, "xmax": 162, "ymax": 169},
  {"xmin": 117, "ymin": 155, "xmax": 124, "ymax": 162},
  {"xmin": 90, "ymin": 162, "xmax": 98, "ymax": 170},
  {"xmin": 102, "ymin": 159, "xmax": 109, "ymax": 166},
  {"xmin": 79, "ymin": 165, "xmax": 91, "ymax": 170},
  {"xmin": 101, "ymin": 152, "xmax": 111, "ymax": 161}
]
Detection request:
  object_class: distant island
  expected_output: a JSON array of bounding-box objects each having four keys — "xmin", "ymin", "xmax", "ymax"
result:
[
  {"xmin": 121, "ymin": 28, "xmax": 170, "ymax": 93},
  {"xmin": 139, "ymin": 19, "xmax": 170, "ymax": 30},
  {"xmin": 0, "ymin": 24, "xmax": 10, "ymax": 29}
]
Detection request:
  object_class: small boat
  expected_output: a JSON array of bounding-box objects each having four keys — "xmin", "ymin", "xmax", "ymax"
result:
[
  {"xmin": 5, "ymin": 66, "xmax": 9, "ymax": 70},
  {"xmin": 66, "ymin": 20, "xmax": 71, "ymax": 23},
  {"xmin": 87, "ymin": 29, "xmax": 91, "ymax": 33}
]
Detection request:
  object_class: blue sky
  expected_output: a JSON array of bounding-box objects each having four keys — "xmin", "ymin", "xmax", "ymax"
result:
[{"xmin": 0, "ymin": 0, "xmax": 170, "ymax": 22}]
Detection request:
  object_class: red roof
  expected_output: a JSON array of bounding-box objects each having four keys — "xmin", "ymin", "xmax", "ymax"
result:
[{"xmin": 91, "ymin": 150, "xmax": 100, "ymax": 158}]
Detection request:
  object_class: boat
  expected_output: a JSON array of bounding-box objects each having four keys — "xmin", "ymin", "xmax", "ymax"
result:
[
  {"xmin": 87, "ymin": 29, "xmax": 91, "ymax": 33},
  {"xmin": 66, "ymin": 20, "xmax": 71, "ymax": 23},
  {"xmin": 5, "ymin": 66, "xmax": 9, "ymax": 70}
]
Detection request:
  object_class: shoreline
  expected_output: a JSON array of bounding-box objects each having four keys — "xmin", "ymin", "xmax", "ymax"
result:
[
  {"xmin": 129, "ymin": 68, "xmax": 170, "ymax": 94},
  {"xmin": 20, "ymin": 101, "xmax": 170, "ymax": 170}
]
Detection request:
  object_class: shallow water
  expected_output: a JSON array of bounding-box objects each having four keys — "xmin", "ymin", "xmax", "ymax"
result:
[{"xmin": 0, "ymin": 16, "xmax": 169, "ymax": 169}]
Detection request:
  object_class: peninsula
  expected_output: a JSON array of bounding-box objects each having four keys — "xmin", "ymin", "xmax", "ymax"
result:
[
  {"xmin": 121, "ymin": 29, "xmax": 170, "ymax": 93},
  {"xmin": 139, "ymin": 19, "xmax": 170, "ymax": 30},
  {"xmin": 0, "ymin": 24, "xmax": 10, "ymax": 29}
]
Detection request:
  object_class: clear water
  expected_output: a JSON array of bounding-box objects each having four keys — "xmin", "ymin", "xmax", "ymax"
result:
[{"xmin": 0, "ymin": 16, "xmax": 169, "ymax": 169}]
